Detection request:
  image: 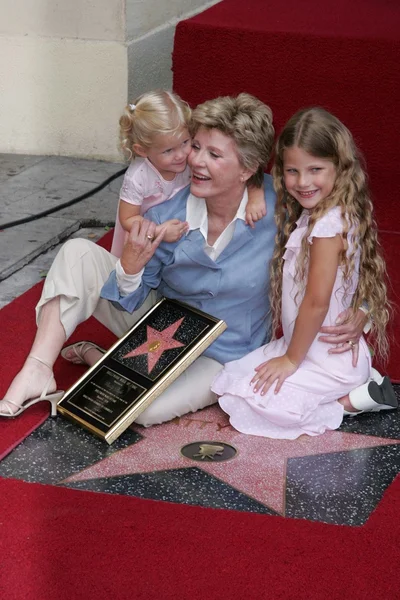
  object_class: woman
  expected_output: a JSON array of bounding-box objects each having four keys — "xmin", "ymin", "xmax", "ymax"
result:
[{"xmin": 0, "ymin": 94, "xmax": 369, "ymax": 425}]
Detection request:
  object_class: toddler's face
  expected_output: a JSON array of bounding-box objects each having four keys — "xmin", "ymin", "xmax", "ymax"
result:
[
  {"xmin": 145, "ymin": 128, "xmax": 191, "ymax": 181},
  {"xmin": 283, "ymin": 146, "xmax": 336, "ymax": 210}
]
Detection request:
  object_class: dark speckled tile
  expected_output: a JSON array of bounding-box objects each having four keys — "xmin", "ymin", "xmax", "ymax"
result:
[
  {"xmin": 62, "ymin": 468, "xmax": 278, "ymax": 515},
  {"xmin": 0, "ymin": 417, "xmax": 140, "ymax": 483},
  {"xmin": 285, "ymin": 444, "xmax": 400, "ymax": 526},
  {"xmin": 0, "ymin": 385, "xmax": 399, "ymax": 527},
  {"xmin": 339, "ymin": 407, "xmax": 400, "ymax": 440}
]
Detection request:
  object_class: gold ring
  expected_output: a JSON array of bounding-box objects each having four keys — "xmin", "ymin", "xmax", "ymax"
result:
[
  {"xmin": 347, "ymin": 340, "xmax": 355, "ymax": 348},
  {"xmin": 146, "ymin": 234, "xmax": 154, "ymax": 241}
]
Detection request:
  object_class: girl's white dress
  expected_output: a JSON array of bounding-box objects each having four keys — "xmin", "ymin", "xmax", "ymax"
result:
[{"xmin": 212, "ymin": 207, "xmax": 371, "ymax": 439}]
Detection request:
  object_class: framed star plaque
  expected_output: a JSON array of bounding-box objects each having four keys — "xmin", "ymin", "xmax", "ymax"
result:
[{"xmin": 57, "ymin": 298, "xmax": 226, "ymax": 444}]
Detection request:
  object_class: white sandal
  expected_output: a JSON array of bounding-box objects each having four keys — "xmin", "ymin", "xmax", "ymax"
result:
[
  {"xmin": 343, "ymin": 372, "xmax": 398, "ymax": 417},
  {"xmin": 0, "ymin": 355, "xmax": 64, "ymax": 418},
  {"xmin": 61, "ymin": 341, "xmax": 106, "ymax": 366}
]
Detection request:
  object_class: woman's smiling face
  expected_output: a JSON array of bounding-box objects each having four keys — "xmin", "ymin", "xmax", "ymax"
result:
[{"xmin": 188, "ymin": 127, "xmax": 250, "ymax": 199}]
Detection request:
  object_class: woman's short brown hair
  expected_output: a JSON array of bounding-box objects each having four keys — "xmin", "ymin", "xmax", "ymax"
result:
[{"xmin": 190, "ymin": 93, "xmax": 274, "ymax": 187}]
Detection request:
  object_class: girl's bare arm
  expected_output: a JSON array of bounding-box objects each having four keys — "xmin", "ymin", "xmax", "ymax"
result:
[
  {"xmin": 245, "ymin": 184, "xmax": 266, "ymax": 228},
  {"xmin": 119, "ymin": 200, "xmax": 142, "ymax": 232},
  {"xmin": 286, "ymin": 235, "xmax": 343, "ymax": 366},
  {"xmin": 252, "ymin": 235, "xmax": 343, "ymax": 394}
]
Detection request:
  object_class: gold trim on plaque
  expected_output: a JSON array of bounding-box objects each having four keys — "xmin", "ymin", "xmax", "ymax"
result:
[
  {"xmin": 57, "ymin": 298, "xmax": 227, "ymax": 444},
  {"xmin": 105, "ymin": 318, "xmax": 225, "ymax": 444}
]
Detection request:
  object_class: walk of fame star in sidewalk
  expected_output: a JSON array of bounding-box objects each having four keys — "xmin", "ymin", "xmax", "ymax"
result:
[
  {"xmin": 1, "ymin": 389, "xmax": 399, "ymax": 527},
  {"xmin": 61, "ymin": 399, "xmax": 400, "ymax": 525}
]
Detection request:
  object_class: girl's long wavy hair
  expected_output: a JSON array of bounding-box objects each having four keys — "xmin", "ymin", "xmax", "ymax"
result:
[{"xmin": 270, "ymin": 107, "xmax": 391, "ymax": 361}]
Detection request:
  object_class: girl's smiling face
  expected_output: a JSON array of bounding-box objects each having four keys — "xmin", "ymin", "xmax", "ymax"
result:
[
  {"xmin": 283, "ymin": 145, "xmax": 337, "ymax": 210},
  {"xmin": 137, "ymin": 128, "xmax": 191, "ymax": 181}
]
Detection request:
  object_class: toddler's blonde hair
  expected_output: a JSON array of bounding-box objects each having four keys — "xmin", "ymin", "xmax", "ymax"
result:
[{"xmin": 119, "ymin": 89, "xmax": 191, "ymax": 159}]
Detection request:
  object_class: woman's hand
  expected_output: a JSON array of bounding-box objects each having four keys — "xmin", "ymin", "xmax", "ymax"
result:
[
  {"xmin": 120, "ymin": 219, "xmax": 166, "ymax": 275},
  {"xmin": 251, "ymin": 354, "xmax": 298, "ymax": 395},
  {"xmin": 318, "ymin": 308, "xmax": 368, "ymax": 367}
]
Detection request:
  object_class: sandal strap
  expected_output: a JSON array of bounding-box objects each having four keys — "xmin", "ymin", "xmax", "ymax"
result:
[
  {"xmin": 28, "ymin": 354, "xmax": 53, "ymax": 371},
  {"xmin": 79, "ymin": 343, "xmax": 98, "ymax": 361},
  {"xmin": 27, "ymin": 355, "xmax": 55, "ymax": 398},
  {"xmin": 68, "ymin": 342, "xmax": 102, "ymax": 362},
  {"xmin": 0, "ymin": 398, "xmax": 21, "ymax": 415},
  {"xmin": 40, "ymin": 375, "xmax": 55, "ymax": 399}
]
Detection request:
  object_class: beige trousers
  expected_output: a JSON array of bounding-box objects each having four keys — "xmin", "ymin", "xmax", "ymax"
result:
[{"xmin": 36, "ymin": 239, "xmax": 222, "ymax": 426}]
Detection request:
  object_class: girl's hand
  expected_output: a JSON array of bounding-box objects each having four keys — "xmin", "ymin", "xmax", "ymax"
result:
[
  {"xmin": 120, "ymin": 219, "xmax": 166, "ymax": 274},
  {"xmin": 161, "ymin": 219, "xmax": 189, "ymax": 243},
  {"xmin": 319, "ymin": 308, "xmax": 368, "ymax": 367},
  {"xmin": 251, "ymin": 354, "xmax": 298, "ymax": 395},
  {"xmin": 245, "ymin": 200, "xmax": 267, "ymax": 229}
]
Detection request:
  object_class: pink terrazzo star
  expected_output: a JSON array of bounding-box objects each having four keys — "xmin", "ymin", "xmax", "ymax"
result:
[
  {"xmin": 64, "ymin": 405, "xmax": 400, "ymax": 515},
  {"xmin": 122, "ymin": 318, "xmax": 185, "ymax": 373}
]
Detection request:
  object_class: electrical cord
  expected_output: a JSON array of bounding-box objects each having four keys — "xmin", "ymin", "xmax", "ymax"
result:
[{"xmin": 0, "ymin": 167, "xmax": 127, "ymax": 231}]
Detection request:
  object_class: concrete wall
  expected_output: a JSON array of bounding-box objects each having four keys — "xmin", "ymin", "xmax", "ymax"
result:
[
  {"xmin": 126, "ymin": 0, "xmax": 219, "ymax": 101},
  {"xmin": 0, "ymin": 0, "xmax": 219, "ymax": 160}
]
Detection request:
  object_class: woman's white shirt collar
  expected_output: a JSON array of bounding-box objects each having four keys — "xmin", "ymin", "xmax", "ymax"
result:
[
  {"xmin": 186, "ymin": 189, "xmax": 248, "ymax": 261},
  {"xmin": 186, "ymin": 189, "xmax": 248, "ymax": 233}
]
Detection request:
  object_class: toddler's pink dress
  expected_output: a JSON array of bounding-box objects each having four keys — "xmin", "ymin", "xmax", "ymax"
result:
[
  {"xmin": 212, "ymin": 207, "xmax": 371, "ymax": 439},
  {"xmin": 110, "ymin": 158, "xmax": 191, "ymax": 257}
]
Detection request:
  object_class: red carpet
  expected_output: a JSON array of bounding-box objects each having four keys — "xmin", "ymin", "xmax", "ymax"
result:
[
  {"xmin": 0, "ymin": 474, "xmax": 399, "ymax": 599},
  {"xmin": 1, "ymin": 6, "xmax": 399, "ymax": 597},
  {"xmin": 0, "ymin": 231, "xmax": 117, "ymax": 460},
  {"xmin": 173, "ymin": 0, "xmax": 400, "ymax": 379}
]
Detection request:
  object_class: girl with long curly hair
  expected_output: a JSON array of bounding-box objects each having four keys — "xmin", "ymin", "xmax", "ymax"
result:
[{"xmin": 212, "ymin": 107, "xmax": 396, "ymax": 439}]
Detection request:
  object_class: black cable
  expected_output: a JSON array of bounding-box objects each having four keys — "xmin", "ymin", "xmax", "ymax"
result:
[{"xmin": 0, "ymin": 167, "xmax": 128, "ymax": 231}]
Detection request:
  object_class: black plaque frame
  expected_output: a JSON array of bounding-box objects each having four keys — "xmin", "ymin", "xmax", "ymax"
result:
[{"xmin": 57, "ymin": 298, "xmax": 226, "ymax": 444}]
